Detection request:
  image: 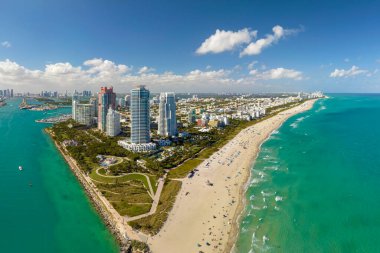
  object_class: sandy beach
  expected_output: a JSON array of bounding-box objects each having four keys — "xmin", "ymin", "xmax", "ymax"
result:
[{"xmin": 148, "ymin": 99, "xmax": 318, "ymax": 253}]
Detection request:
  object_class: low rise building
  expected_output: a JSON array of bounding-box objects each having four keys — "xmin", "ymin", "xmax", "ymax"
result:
[{"xmin": 118, "ymin": 140, "xmax": 157, "ymax": 152}]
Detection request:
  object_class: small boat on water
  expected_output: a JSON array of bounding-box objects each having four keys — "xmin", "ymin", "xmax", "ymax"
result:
[{"xmin": 19, "ymin": 166, "xmax": 23, "ymax": 171}]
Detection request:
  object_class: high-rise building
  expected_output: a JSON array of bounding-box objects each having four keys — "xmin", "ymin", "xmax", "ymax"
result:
[
  {"xmin": 75, "ymin": 102, "xmax": 96, "ymax": 126},
  {"xmin": 98, "ymin": 86, "xmax": 116, "ymax": 132},
  {"xmin": 72, "ymin": 91, "xmax": 96, "ymax": 126},
  {"xmin": 72, "ymin": 90, "xmax": 79, "ymax": 120},
  {"xmin": 187, "ymin": 108, "xmax": 196, "ymax": 124},
  {"xmin": 82, "ymin": 90, "xmax": 92, "ymax": 97},
  {"xmin": 158, "ymin": 92, "xmax": 177, "ymax": 137},
  {"xmin": 124, "ymin": 94, "xmax": 131, "ymax": 108},
  {"xmin": 106, "ymin": 107, "xmax": 121, "ymax": 137},
  {"xmin": 117, "ymin": 97, "xmax": 125, "ymax": 108},
  {"xmin": 130, "ymin": 86, "xmax": 150, "ymax": 144}
]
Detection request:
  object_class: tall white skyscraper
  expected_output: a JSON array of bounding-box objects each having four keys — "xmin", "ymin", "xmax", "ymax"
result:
[
  {"xmin": 106, "ymin": 107, "xmax": 121, "ymax": 137},
  {"xmin": 158, "ymin": 92, "xmax": 177, "ymax": 137},
  {"xmin": 118, "ymin": 86, "xmax": 157, "ymax": 152},
  {"xmin": 130, "ymin": 86, "xmax": 150, "ymax": 143},
  {"xmin": 72, "ymin": 90, "xmax": 79, "ymax": 120}
]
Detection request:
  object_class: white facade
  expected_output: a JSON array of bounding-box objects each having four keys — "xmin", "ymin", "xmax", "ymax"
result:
[
  {"xmin": 158, "ymin": 92, "xmax": 177, "ymax": 137},
  {"xmin": 118, "ymin": 140, "xmax": 156, "ymax": 152},
  {"xmin": 72, "ymin": 91, "xmax": 96, "ymax": 126},
  {"xmin": 72, "ymin": 90, "xmax": 79, "ymax": 120},
  {"xmin": 106, "ymin": 107, "xmax": 121, "ymax": 137}
]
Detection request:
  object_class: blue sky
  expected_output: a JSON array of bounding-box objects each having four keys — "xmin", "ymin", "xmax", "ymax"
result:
[{"xmin": 0, "ymin": 0, "xmax": 380, "ymax": 93}]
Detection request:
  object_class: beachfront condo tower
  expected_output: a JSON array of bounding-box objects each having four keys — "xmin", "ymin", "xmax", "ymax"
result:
[
  {"xmin": 72, "ymin": 91, "xmax": 96, "ymax": 126},
  {"xmin": 158, "ymin": 92, "xmax": 177, "ymax": 137},
  {"xmin": 72, "ymin": 90, "xmax": 79, "ymax": 120},
  {"xmin": 106, "ymin": 107, "xmax": 121, "ymax": 137},
  {"xmin": 130, "ymin": 85, "xmax": 150, "ymax": 144},
  {"xmin": 74, "ymin": 100, "xmax": 97, "ymax": 126},
  {"xmin": 98, "ymin": 86, "xmax": 116, "ymax": 132}
]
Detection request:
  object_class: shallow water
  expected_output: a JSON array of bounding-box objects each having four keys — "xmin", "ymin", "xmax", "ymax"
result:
[
  {"xmin": 0, "ymin": 98, "xmax": 118, "ymax": 252},
  {"xmin": 236, "ymin": 94, "xmax": 380, "ymax": 252}
]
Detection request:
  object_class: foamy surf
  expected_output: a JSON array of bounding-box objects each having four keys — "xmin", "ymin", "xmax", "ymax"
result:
[{"xmin": 275, "ymin": 196, "xmax": 283, "ymax": 202}]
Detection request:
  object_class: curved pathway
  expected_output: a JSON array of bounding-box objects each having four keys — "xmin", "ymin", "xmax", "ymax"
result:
[
  {"xmin": 94, "ymin": 168, "xmax": 155, "ymax": 197},
  {"xmin": 124, "ymin": 176, "xmax": 165, "ymax": 222}
]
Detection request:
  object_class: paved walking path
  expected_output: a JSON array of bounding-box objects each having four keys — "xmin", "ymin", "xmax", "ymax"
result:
[
  {"xmin": 94, "ymin": 169, "xmax": 155, "ymax": 197},
  {"xmin": 124, "ymin": 176, "xmax": 165, "ymax": 222}
]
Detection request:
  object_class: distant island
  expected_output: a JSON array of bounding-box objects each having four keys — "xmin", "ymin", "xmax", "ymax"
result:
[{"xmin": 19, "ymin": 97, "xmax": 69, "ymax": 111}]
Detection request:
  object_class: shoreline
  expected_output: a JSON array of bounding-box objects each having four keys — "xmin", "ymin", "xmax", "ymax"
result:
[
  {"xmin": 227, "ymin": 99, "xmax": 319, "ymax": 253},
  {"xmin": 43, "ymin": 99, "xmax": 319, "ymax": 253},
  {"xmin": 149, "ymin": 99, "xmax": 318, "ymax": 253},
  {"xmin": 45, "ymin": 129, "xmax": 130, "ymax": 252},
  {"xmin": 229, "ymin": 99, "xmax": 319, "ymax": 253}
]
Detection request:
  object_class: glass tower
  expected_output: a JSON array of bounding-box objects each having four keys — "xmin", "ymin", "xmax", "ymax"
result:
[
  {"xmin": 158, "ymin": 92, "xmax": 177, "ymax": 137},
  {"xmin": 130, "ymin": 86, "xmax": 150, "ymax": 144}
]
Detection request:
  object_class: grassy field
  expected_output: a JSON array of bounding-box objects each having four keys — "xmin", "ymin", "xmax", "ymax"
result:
[
  {"xmin": 196, "ymin": 146, "xmax": 219, "ymax": 160},
  {"xmin": 167, "ymin": 158, "xmax": 203, "ymax": 179},
  {"xmin": 96, "ymin": 180, "xmax": 153, "ymax": 217},
  {"xmin": 128, "ymin": 180, "xmax": 182, "ymax": 235},
  {"xmin": 90, "ymin": 169, "xmax": 155, "ymax": 192},
  {"xmin": 89, "ymin": 169, "xmax": 158, "ymax": 217},
  {"xmin": 148, "ymin": 175, "xmax": 158, "ymax": 193}
]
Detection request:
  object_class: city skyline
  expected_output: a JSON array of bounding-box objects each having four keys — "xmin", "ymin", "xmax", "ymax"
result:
[
  {"xmin": 1, "ymin": 1, "xmax": 380, "ymax": 252},
  {"xmin": 1, "ymin": 0, "xmax": 380, "ymax": 93}
]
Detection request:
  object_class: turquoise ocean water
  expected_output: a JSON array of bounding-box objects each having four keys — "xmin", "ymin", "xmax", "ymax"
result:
[
  {"xmin": 236, "ymin": 94, "xmax": 380, "ymax": 253},
  {"xmin": 0, "ymin": 98, "xmax": 118, "ymax": 253}
]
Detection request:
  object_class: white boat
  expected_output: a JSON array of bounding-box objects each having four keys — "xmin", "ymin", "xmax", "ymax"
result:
[{"xmin": 19, "ymin": 166, "xmax": 23, "ymax": 171}]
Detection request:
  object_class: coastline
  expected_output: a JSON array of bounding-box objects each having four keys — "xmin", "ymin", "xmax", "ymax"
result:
[
  {"xmin": 45, "ymin": 129, "xmax": 130, "ymax": 252},
  {"xmin": 148, "ymin": 99, "xmax": 318, "ymax": 253},
  {"xmin": 43, "ymin": 99, "xmax": 318, "ymax": 253},
  {"xmin": 228, "ymin": 99, "xmax": 317, "ymax": 253},
  {"xmin": 228, "ymin": 99, "xmax": 319, "ymax": 253}
]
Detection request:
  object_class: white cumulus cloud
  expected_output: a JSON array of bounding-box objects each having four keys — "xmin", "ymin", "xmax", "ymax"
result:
[
  {"xmin": 0, "ymin": 59, "xmax": 41, "ymax": 79},
  {"xmin": 45, "ymin": 62, "xmax": 81, "ymax": 75},
  {"xmin": 330, "ymin": 65, "xmax": 368, "ymax": 78},
  {"xmin": 240, "ymin": 25, "xmax": 301, "ymax": 57},
  {"xmin": 196, "ymin": 28, "xmax": 256, "ymax": 54},
  {"xmin": 0, "ymin": 58, "xmax": 305, "ymax": 93},
  {"xmin": 84, "ymin": 58, "xmax": 131, "ymax": 76},
  {"xmin": 250, "ymin": 67, "xmax": 303, "ymax": 80},
  {"xmin": 138, "ymin": 66, "xmax": 155, "ymax": 74}
]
